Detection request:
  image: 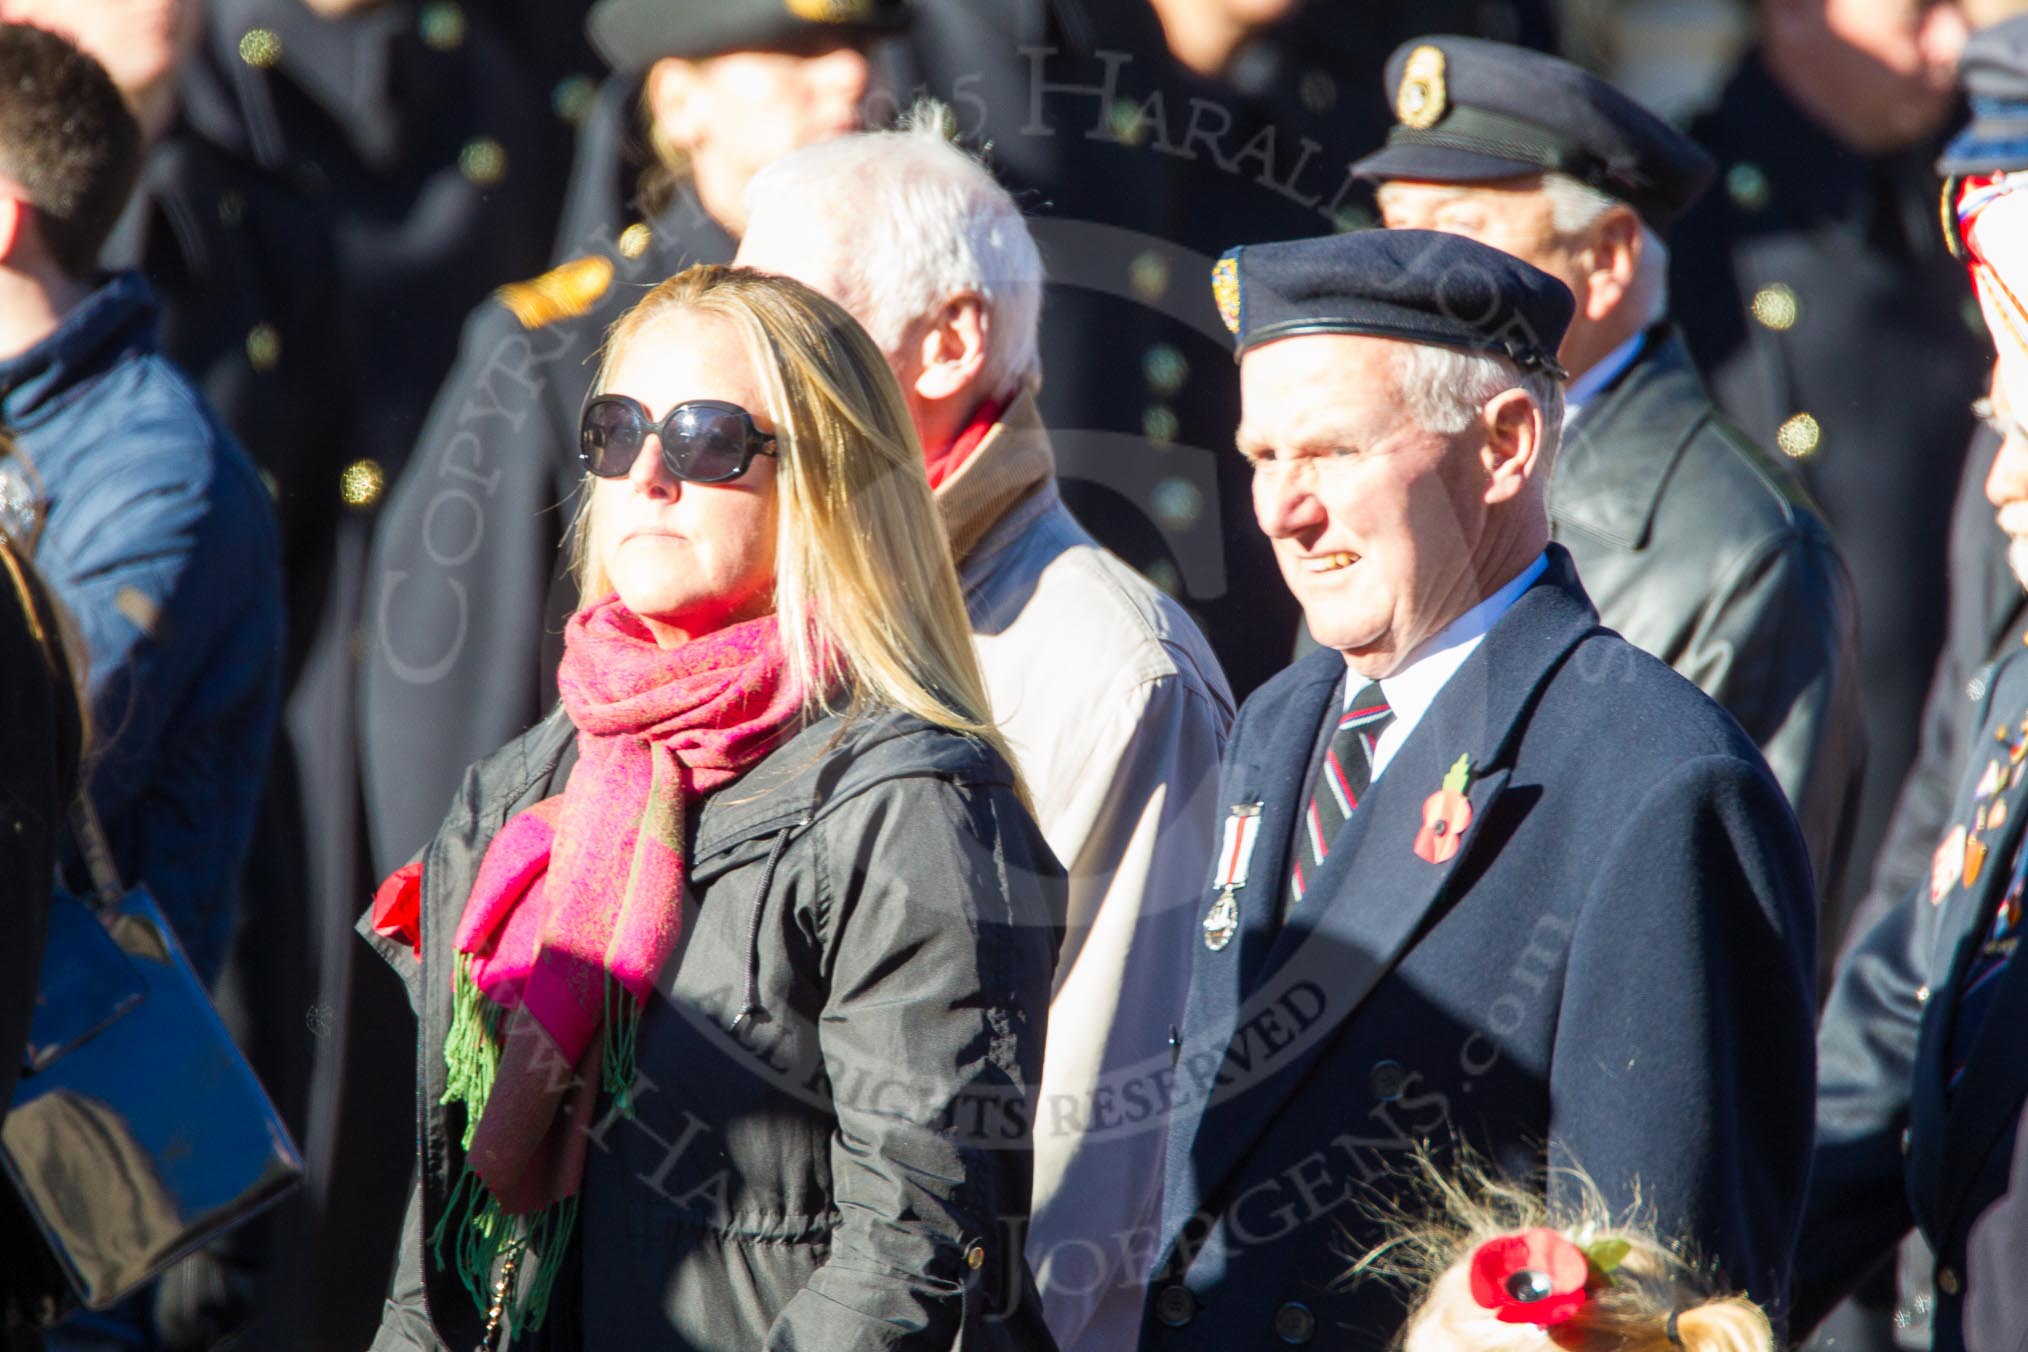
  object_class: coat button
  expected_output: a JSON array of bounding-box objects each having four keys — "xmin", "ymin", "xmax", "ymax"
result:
[
  {"xmin": 1751, "ymin": 283, "xmax": 1799, "ymax": 331},
  {"xmin": 1776, "ymin": 412, "xmax": 1821, "ymax": 460},
  {"xmin": 1369, "ymin": 1060, "xmax": 1408, "ymax": 1102},
  {"xmin": 418, "ymin": 1, "xmax": 466, "ymax": 50},
  {"xmin": 340, "ymin": 458, "xmax": 387, "ymax": 509},
  {"xmin": 460, "ymin": 137, "xmax": 507, "ymax": 186},
  {"xmin": 965, "ymin": 1241, "xmax": 985, "ymax": 1270},
  {"xmin": 1937, "ymin": 1267, "xmax": 1961, "ymax": 1296},
  {"xmin": 238, "ymin": 27, "xmax": 282, "ymax": 67},
  {"xmin": 1916, "ymin": 984, "xmax": 1932, "ymax": 1005},
  {"xmin": 246, "ymin": 323, "xmax": 282, "ymax": 371},
  {"xmin": 1727, "ymin": 162, "xmax": 1770, "ymax": 211},
  {"xmin": 1128, "ymin": 250, "xmax": 1170, "ymax": 302},
  {"xmin": 1274, "ymin": 1301, "xmax": 1317, "ymax": 1344},
  {"xmin": 1154, "ymin": 1284, "xmax": 1198, "ymax": 1327},
  {"xmin": 1900, "ymin": 1126, "xmax": 1912, "ymax": 1156}
]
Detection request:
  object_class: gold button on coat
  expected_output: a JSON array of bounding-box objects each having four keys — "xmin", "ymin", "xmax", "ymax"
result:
[
  {"xmin": 1751, "ymin": 284, "xmax": 1799, "ymax": 331},
  {"xmin": 238, "ymin": 28, "xmax": 282, "ymax": 67},
  {"xmin": 1777, "ymin": 412, "xmax": 1821, "ymax": 459}
]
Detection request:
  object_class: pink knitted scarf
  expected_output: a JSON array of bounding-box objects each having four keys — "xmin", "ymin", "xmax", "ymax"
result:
[{"xmin": 434, "ymin": 597, "xmax": 802, "ymax": 1326}]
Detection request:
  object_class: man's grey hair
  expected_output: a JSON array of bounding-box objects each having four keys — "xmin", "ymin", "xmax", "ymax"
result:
[
  {"xmin": 1394, "ymin": 343, "xmax": 1564, "ymax": 465},
  {"xmin": 1540, "ymin": 171, "xmax": 1669, "ymax": 328},
  {"xmin": 742, "ymin": 102, "xmax": 1044, "ymax": 397}
]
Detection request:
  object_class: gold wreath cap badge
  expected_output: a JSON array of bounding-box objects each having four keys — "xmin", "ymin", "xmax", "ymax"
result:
[
  {"xmin": 785, "ymin": 0, "xmax": 872, "ymax": 22},
  {"xmin": 1396, "ymin": 44, "xmax": 1448, "ymax": 130},
  {"xmin": 1212, "ymin": 254, "xmax": 1242, "ymax": 335}
]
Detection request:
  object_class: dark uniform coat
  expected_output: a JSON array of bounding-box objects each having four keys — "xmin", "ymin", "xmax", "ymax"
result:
[
  {"xmin": 1142, "ymin": 548, "xmax": 1816, "ymax": 1350},
  {"xmin": 364, "ymin": 707, "xmax": 1063, "ymax": 1351},
  {"xmin": 1801, "ymin": 644, "xmax": 2028, "ymax": 1352},
  {"xmin": 1554, "ymin": 327, "xmax": 1865, "ymax": 960},
  {"xmin": 1848, "ymin": 426, "xmax": 2025, "ymax": 952},
  {"xmin": 360, "ymin": 74, "xmax": 733, "ymax": 879},
  {"xmin": 1672, "ymin": 50, "xmax": 1988, "ymax": 901}
]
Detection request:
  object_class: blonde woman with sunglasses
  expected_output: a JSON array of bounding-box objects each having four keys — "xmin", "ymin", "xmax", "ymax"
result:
[{"xmin": 365, "ymin": 265, "xmax": 1062, "ymax": 1352}]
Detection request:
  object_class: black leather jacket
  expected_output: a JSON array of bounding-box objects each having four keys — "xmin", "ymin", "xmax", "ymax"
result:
[{"xmin": 1552, "ymin": 328, "xmax": 1866, "ymax": 965}]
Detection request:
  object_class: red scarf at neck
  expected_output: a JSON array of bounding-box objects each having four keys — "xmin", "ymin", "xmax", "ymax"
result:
[
  {"xmin": 431, "ymin": 599, "xmax": 803, "ymax": 1328},
  {"xmin": 924, "ymin": 395, "xmax": 1004, "ymax": 490}
]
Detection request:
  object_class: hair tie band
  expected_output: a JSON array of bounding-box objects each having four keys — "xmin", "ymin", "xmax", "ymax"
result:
[{"xmin": 1666, "ymin": 1309, "xmax": 1683, "ymax": 1346}]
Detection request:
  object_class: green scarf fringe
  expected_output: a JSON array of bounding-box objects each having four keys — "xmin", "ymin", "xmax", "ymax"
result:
[
  {"xmin": 430, "ymin": 1164, "xmax": 579, "ymax": 1334},
  {"xmin": 432, "ymin": 961, "xmax": 644, "ymax": 1330},
  {"xmin": 602, "ymin": 976, "xmax": 643, "ymax": 1119},
  {"xmin": 442, "ymin": 955, "xmax": 504, "ymax": 1150}
]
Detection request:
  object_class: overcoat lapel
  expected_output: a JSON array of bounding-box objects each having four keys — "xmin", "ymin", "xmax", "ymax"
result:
[
  {"xmin": 1162, "ymin": 551, "xmax": 1601, "ymax": 1258},
  {"xmin": 1913, "ymin": 655, "xmax": 2028, "ymax": 1242}
]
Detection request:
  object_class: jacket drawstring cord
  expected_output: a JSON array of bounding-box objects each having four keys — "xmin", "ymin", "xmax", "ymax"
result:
[{"xmin": 731, "ymin": 821, "xmax": 801, "ymax": 1032}]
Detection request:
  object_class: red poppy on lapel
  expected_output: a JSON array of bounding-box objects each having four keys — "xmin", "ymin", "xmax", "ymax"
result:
[{"xmin": 1415, "ymin": 754, "xmax": 1474, "ymax": 864}]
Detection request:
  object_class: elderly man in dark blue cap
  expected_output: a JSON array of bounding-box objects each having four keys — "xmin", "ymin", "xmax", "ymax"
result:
[
  {"xmin": 1801, "ymin": 19, "xmax": 2028, "ymax": 1351},
  {"xmin": 1138, "ymin": 229, "xmax": 1818, "ymax": 1351},
  {"xmin": 1354, "ymin": 37, "xmax": 1867, "ymax": 970}
]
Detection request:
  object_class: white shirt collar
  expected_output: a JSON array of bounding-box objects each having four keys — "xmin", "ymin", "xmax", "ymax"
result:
[
  {"xmin": 1562, "ymin": 331, "xmax": 1646, "ymax": 427},
  {"xmin": 1345, "ymin": 551, "xmax": 1548, "ymax": 780}
]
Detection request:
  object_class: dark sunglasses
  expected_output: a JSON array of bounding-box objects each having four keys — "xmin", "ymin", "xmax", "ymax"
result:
[{"xmin": 578, "ymin": 395, "xmax": 779, "ymax": 484}]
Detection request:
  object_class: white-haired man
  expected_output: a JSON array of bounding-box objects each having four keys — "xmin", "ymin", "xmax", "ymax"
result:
[
  {"xmin": 1143, "ymin": 226, "xmax": 1815, "ymax": 1351},
  {"xmin": 735, "ymin": 112, "xmax": 1235, "ymax": 1352},
  {"xmin": 1355, "ymin": 36, "xmax": 1867, "ymax": 962}
]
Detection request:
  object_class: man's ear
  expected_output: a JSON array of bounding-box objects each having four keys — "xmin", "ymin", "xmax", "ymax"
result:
[
  {"xmin": 645, "ymin": 57, "xmax": 705, "ymax": 152},
  {"xmin": 910, "ymin": 293, "xmax": 990, "ymax": 402},
  {"xmin": 1579, "ymin": 205, "xmax": 1641, "ymax": 322},
  {"xmin": 1480, "ymin": 386, "xmax": 1545, "ymax": 505}
]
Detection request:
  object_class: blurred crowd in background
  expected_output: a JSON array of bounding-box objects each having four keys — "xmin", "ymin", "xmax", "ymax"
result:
[{"xmin": 0, "ymin": 0, "xmax": 2016, "ymax": 1347}]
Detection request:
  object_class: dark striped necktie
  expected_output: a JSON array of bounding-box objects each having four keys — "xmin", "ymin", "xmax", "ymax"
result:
[
  {"xmin": 1288, "ymin": 681, "xmax": 1393, "ymax": 908},
  {"xmin": 1948, "ymin": 836, "xmax": 2026, "ymax": 1096}
]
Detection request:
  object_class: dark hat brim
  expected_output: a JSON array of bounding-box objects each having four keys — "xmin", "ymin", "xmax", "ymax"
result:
[
  {"xmin": 1940, "ymin": 118, "xmax": 2028, "ymax": 176},
  {"xmin": 1352, "ymin": 142, "xmax": 1547, "ymax": 188},
  {"xmin": 587, "ymin": 3, "xmax": 911, "ymax": 71}
]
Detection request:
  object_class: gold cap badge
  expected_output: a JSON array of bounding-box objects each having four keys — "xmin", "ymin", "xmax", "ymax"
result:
[
  {"xmin": 1212, "ymin": 256, "xmax": 1241, "ymax": 335},
  {"xmin": 1396, "ymin": 45, "xmax": 1448, "ymax": 130},
  {"xmin": 495, "ymin": 255, "xmax": 614, "ymax": 330},
  {"xmin": 785, "ymin": 0, "xmax": 872, "ymax": 22}
]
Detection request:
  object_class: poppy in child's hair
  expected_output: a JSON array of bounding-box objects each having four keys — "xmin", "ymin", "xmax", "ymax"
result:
[{"xmin": 1467, "ymin": 1228, "xmax": 1591, "ymax": 1326}]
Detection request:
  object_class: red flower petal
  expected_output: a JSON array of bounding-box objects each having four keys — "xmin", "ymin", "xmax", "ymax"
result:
[
  {"xmin": 1468, "ymin": 1229, "xmax": 1591, "ymax": 1326},
  {"xmin": 1414, "ymin": 789, "xmax": 1472, "ymax": 863},
  {"xmin": 1468, "ymin": 1234, "xmax": 1532, "ymax": 1308},
  {"xmin": 370, "ymin": 860, "xmax": 424, "ymax": 957},
  {"xmin": 1495, "ymin": 1288, "xmax": 1590, "ymax": 1327}
]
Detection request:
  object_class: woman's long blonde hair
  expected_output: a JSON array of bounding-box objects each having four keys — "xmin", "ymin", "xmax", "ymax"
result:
[
  {"xmin": 571, "ymin": 263, "xmax": 1014, "ymax": 775},
  {"xmin": 1351, "ymin": 1149, "xmax": 1775, "ymax": 1352}
]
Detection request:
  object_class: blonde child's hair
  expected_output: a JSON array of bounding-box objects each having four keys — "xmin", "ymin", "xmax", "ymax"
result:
[
  {"xmin": 569, "ymin": 263, "xmax": 1021, "ymax": 791},
  {"xmin": 1351, "ymin": 1150, "xmax": 1774, "ymax": 1352}
]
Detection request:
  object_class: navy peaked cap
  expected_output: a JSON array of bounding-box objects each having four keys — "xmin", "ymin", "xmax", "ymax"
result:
[
  {"xmin": 1941, "ymin": 18, "xmax": 2028, "ymax": 175},
  {"xmin": 1213, "ymin": 229, "xmax": 1574, "ymax": 378},
  {"xmin": 1351, "ymin": 35, "xmax": 1715, "ymax": 230},
  {"xmin": 587, "ymin": 0, "xmax": 910, "ymax": 71}
]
